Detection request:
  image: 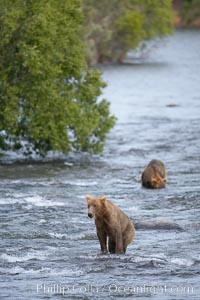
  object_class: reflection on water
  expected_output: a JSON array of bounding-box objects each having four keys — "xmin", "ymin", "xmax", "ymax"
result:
[{"xmin": 0, "ymin": 30, "xmax": 200, "ymax": 299}]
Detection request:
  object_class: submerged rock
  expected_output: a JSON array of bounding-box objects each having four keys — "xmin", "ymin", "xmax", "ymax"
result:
[
  {"xmin": 134, "ymin": 218, "xmax": 184, "ymax": 231},
  {"xmin": 166, "ymin": 103, "xmax": 180, "ymax": 107}
]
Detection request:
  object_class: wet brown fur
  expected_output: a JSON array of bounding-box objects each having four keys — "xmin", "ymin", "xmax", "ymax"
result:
[
  {"xmin": 85, "ymin": 195, "xmax": 135, "ymax": 254},
  {"xmin": 142, "ymin": 159, "xmax": 167, "ymax": 189}
]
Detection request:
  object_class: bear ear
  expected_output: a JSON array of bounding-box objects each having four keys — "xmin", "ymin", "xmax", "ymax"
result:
[
  {"xmin": 100, "ymin": 195, "xmax": 107, "ymax": 203},
  {"xmin": 85, "ymin": 195, "xmax": 92, "ymax": 202}
]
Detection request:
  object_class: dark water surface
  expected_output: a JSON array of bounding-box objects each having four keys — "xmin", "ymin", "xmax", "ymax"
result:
[{"xmin": 0, "ymin": 30, "xmax": 200, "ymax": 299}]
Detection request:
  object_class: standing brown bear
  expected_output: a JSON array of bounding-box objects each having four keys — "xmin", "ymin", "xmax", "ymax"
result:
[
  {"xmin": 85, "ymin": 195, "xmax": 135, "ymax": 254},
  {"xmin": 142, "ymin": 159, "xmax": 167, "ymax": 189}
]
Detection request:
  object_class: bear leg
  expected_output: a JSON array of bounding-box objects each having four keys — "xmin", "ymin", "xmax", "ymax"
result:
[
  {"xmin": 97, "ymin": 231, "xmax": 108, "ymax": 254},
  {"xmin": 108, "ymin": 239, "xmax": 116, "ymax": 254},
  {"xmin": 115, "ymin": 232, "xmax": 124, "ymax": 254}
]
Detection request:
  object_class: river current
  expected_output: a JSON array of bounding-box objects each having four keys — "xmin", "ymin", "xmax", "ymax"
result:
[{"xmin": 0, "ymin": 30, "xmax": 200, "ymax": 299}]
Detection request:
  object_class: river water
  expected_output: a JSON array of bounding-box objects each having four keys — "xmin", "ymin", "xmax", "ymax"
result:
[{"xmin": 0, "ymin": 30, "xmax": 200, "ymax": 299}]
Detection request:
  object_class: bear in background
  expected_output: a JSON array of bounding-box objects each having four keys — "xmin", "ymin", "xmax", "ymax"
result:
[
  {"xmin": 85, "ymin": 195, "xmax": 135, "ymax": 254},
  {"xmin": 142, "ymin": 159, "xmax": 167, "ymax": 189}
]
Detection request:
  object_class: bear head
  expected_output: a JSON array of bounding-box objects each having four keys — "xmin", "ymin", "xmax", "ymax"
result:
[{"xmin": 85, "ymin": 195, "xmax": 107, "ymax": 219}]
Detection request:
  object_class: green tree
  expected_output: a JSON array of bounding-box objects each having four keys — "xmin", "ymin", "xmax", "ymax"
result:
[
  {"xmin": 83, "ymin": 0, "xmax": 174, "ymax": 64},
  {"xmin": 0, "ymin": 0, "xmax": 115, "ymax": 157},
  {"xmin": 181, "ymin": 0, "xmax": 200, "ymax": 26}
]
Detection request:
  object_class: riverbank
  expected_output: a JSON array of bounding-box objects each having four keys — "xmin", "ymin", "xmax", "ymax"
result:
[
  {"xmin": 174, "ymin": 13, "xmax": 200, "ymax": 28},
  {"xmin": 173, "ymin": 1, "xmax": 200, "ymax": 29}
]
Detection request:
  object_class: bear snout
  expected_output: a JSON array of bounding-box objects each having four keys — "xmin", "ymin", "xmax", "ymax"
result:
[{"xmin": 88, "ymin": 212, "xmax": 93, "ymax": 218}]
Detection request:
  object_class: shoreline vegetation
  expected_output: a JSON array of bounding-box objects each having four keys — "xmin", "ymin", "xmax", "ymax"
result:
[
  {"xmin": 173, "ymin": 0, "xmax": 200, "ymax": 28},
  {"xmin": 174, "ymin": 15, "xmax": 200, "ymax": 28},
  {"xmin": 175, "ymin": 17, "xmax": 200, "ymax": 28},
  {"xmin": 83, "ymin": 0, "xmax": 173, "ymax": 66}
]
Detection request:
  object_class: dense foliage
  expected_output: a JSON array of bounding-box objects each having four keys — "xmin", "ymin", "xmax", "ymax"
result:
[
  {"xmin": 0, "ymin": 0, "xmax": 115, "ymax": 157},
  {"xmin": 181, "ymin": 0, "xmax": 200, "ymax": 26},
  {"xmin": 83, "ymin": 0, "xmax": 174, "ymax": 64}
]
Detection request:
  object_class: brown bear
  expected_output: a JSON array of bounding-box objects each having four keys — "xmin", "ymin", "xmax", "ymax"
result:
[
  {"xmin": 141, "ymin": 159, "xmax": 167, "ymax": 189},
  {"xmin": 85, "ymin": 195, "xmax": 135, "ymax": 254}
]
